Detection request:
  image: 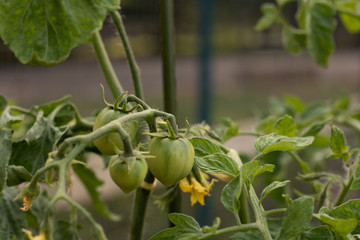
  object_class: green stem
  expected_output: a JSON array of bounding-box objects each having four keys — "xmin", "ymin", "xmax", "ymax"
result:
[
  {"xmin": 239, "ymin": 189, "xmax": 250, "ymax": 224},
  {"xmin": 92, "ymin": 31, "xmax": 124, "ymax": 99},
  {"xmin": 198, "ymin": 223, "xmax": 260, "ymax": 240},
  {"xmin": 264, "ymin": 208, "xmax": 287, "ymax": 217},
  {"xmin": 288, "ymin": 152, "xmax": 318, "ymax": 194},
  {"xmin": 130, "ymin": 187, "xmax": 151, "ymax": 240},
  {"xmin": 247, "ymin": 185, "xmax": 272, "ymax": 240},
  {"xmin": 130, "ymin": 117, "xmax": 157, "ymax": 240},
  {"xmin": 159, "ymin": 0, "xmax": 177, "ymax": 116},
  {"xmin": 110, "ymin": 11, "xmax": 144, "ymax": 100},
  {"xmin": 334, "ymin": 170, "xmax": 353, "ymax": 207}
]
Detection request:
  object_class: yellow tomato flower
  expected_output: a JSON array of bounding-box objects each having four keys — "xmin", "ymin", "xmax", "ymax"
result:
[
  {"xmin": 179, "ymin": 173, "xmax": 216, "ymax": 206},
  {"xmin": 22, "ymin": 229, "xmax": 46, "ymax": 240}
]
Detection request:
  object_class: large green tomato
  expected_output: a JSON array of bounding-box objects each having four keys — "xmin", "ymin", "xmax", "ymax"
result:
[
  {"xmin": 93, "ymin": 108, "xmax": 138, "ymax": 155},
  {"xmin": 147, "ymin": 137, "xmax": 195, "ymax": 187},
  {"xmin": 109, "ymin": 155, "xmax": 148, "ymax": 194}
]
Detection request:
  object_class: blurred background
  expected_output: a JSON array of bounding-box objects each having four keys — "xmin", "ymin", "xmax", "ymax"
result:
[{"xmin": 1, "ymin": 0, "xmax": 360, "ymax": 239}]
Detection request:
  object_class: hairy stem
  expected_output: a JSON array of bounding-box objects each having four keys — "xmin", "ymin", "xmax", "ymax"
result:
[
  {"xmin": 110, "ymin": 11, "xmax": 144, "ymax": 100},
  {"xmin": 198, "ymin": 223, "xmax": 260, "ymax": 240},
  {"xmin": 92, "ymin": 31, "xmax": 124, "ymax": 99},
  {"xmin": 247, "ymin": 185, "xmax": 272, "ymax": 240}
]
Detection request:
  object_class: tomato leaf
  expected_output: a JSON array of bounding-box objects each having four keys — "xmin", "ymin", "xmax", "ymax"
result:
[
  {"xmin": 276, "ymin": 196, "xmax": 314, "ymax": 240},
  {"xmin": 306, "ymin": 1, "xmax": 336, "ymax": 67},
  {"xmin": 195, "ymin": 153, "xmax": 240, "ymax": 177},
  {"xmin": 0, "ymin": 128, "xmax": 12, "ymax": 197},
  {"xmin": 303, "ymin": 226, "xmax": 332, "ymax": 240},
  {"xmin": 330, "ymin": 199, "xmax": 360, "ymax": 234},
  {"xmin": 9, "ymin": 112, "xmax": 68, "ymax": 174},
  {"xmin": 221, "ymin": 175, "xmax": 242, "ymax": 213},
  {"xmin": 329, "ymin": 124, "xmax": 349, "ymax": 160},
  {"xmin": 149, "ymin": 213, "xmax": 202, "ymax": 240},
  {"xmin": 255, "ymin": 3, "xmax": 278, "ymax": 31},
  {"xmin": 282, "ymin": 25, "xmax": 306, "ymax": 55},
  {"xmin": 189, "ymin": 137, "xmax": 222, "ymax": 157},
  {"xmin": 318, "ymin": 213, "xmax": 357, "ymax": 236},
  {"xmin": 275, "ymin": 115, "xmax": 296, "ymax": 137},
  {"xmin": 0, "ymin": 0, "xmax": 120, "ymax": 65},
  {"xmin": 260, "ymin": 180, "xmax": 290, "ymax": 204},
  {"xmin": 0, "ymin": 187, "xmax": 27, "ymax": 240},
  {"xmin": 255, "ymin": 133, "xmax": 314, "ymax": 154},
  {"xmin": 73, "ymin": 164, "xmax": 121, "ymax": 222},
  {"xmin": 6, "ymin": 165, "xmax": 32, "ymax": 186},
  {"xmin": 336, "ymin": 0, "xmax": 360, "ymax": 33}
]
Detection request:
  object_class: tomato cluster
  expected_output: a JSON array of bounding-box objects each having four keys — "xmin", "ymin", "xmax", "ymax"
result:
[{"xmin": 93, "ymin": 105, "xmax": 195, "ymax": 192}]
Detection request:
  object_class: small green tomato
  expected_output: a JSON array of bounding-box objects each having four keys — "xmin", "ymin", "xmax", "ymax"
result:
[
  {"xmin": 109, "ymin": 155, "xmax": 148, "ymax": 194},
  {"xmin": 147, "ymin": 136, "xmax": 195, "ymax": 187}
]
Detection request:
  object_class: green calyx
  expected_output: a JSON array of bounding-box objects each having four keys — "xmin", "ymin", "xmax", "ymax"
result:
[
  {"xmin": 144, "ymin": 119, "xmax": 190, "ymax": 140},
  {"xmin": 100, "ymin": 84, "xmax": 142, "ymax": 113}
]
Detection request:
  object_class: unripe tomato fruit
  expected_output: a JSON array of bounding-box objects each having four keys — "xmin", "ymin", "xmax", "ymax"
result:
[
  {"xmin": 109, "ymin": 155, "xmax": 148, "ymax": 194},
  {"xmin": 147, "ymin": 137, "xmax": 195, "ymax": 187},
  {"xmin": 93, "ymin": 108, "xmax": 138, "ymax": 155}
]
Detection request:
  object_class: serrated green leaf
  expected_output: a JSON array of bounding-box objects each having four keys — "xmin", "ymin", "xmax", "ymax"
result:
[
  {"xmin": 275, "ymin": 115, "xmax": 296, "ymax": 137},
  {"xmin": 336, "ymin": 0, "xmax": 360, "ymax": 33},
  {"xmin": 252, "ymin": 164, "xmax": 275, "ymax": 180},
  {"xmin": 168, "ymin": 213, "xmax": 201, "ymax": 232},
  {"xmin": 255, "ymin": 3, "xmax": 278, "ymax": 31},
  {"xmin": 221, "ymin": 175, "xmax": 242, "ymax": 213},
  {"xmin": 299, "ymin": 102, "xmax": 330, "ymax": 126},
  {"xmin": 0, "ymin": 129, "xmax": 12, "ymax": 196},
  {"xmin": 215, "ymin": 118, "xmax": 240, "ymax": 143},
  {"xmin": 306, "ymin": 1, "xmax": 336, "ymax": 67},
  {"xmin": 284, "ymin": 95, "xmax": 305, "ymax": 113},
  {"xmin": 53, "ymin": 220, "xmax": 81, "ymax": 240},
  {"xmin": 73, "ymin": 164, "xmax": 121, "ymax": 221},
  {"xmin": 9, "ymin": 114, "xmax": 68, "ymax": 175},
  {"xmin": 282, "ymin": 25, "xmax": 306, "ymax": 55},
  {"xmin": 329, "ymin": 124, "xmax": 349, "ymax": 159},
  {"xmin": 150, "ymin": 213, "xmax": 202, "ymax": 240},
  {"xmin": 189, "ymin": 137, "xmax": 222, "ymax": 157},
  {"xmin": 304, "ymin": 226, "xmax": 332, "ymax": 240},
  {"xmin": 0, "ymin": 107, "xmax": 24, "ymax": 127},
  {"xmin": 319, "ymin": 213, "xmax": 357, "ymax": 236},
  {"xmin": 0, "ymin": 0, "xmax": 120, "ymax": 65},
  {"xmin": 255, "ymin": 133, "xmax": 314, "ymax": 154},
  {"xmin": 302, "ymin": 121, "xmax": 327, "ymax": 137},
  {"xmin": 0, "ymin": 187, "xmax": 27, "ymax": 240},
  {"xmin": 256, "ymin": 115, "xmax": 277, "ymax": 134},
  {"xmin": 260, "ymin": 180, "xmax": 290, "ymax": 203},
  {"xmin": 276, "ymin": 196, "xmax": 314, "ymax": 240},
  {"xmin": 195, "ymin": 153, "xmax": 240, "ymax": 177},
  {"xmin": 330, "ymin": 199, "xmax": 360, "ymax": 234},
  {"xmin": 6, "ymin": 165, "xmax": 32, "ymax": 186}
]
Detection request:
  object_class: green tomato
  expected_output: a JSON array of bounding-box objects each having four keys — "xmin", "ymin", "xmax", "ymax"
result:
[
  {"xmin": 147, "ymin": 137, "xmax": 195, "ymax": 187},
  {"xmin": 109, "ymin": 155, "xmax": 148, "ymax": 194},
  {"xmin": 93, "ymin": 108, "xmax": 138, "ymax": 155}
]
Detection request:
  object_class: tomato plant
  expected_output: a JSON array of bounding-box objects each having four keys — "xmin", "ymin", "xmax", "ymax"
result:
[{"xmin": 1, "ymin": 0, "xmax": 360, "ymax": 240}]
